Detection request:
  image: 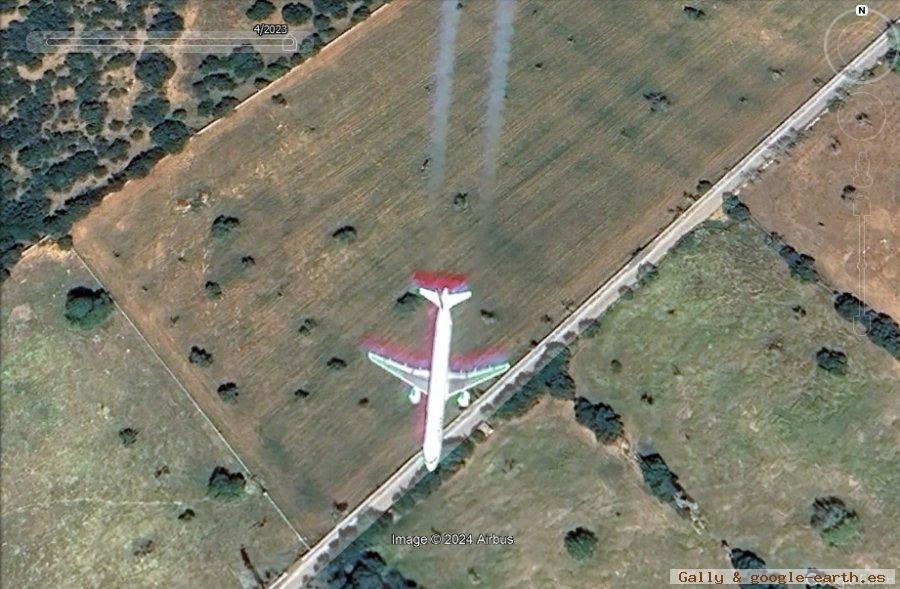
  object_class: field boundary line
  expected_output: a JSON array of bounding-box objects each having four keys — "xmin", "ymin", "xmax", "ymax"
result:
[
  {"xmin": 270, "ymin": 25, "xmax": 894, "ymax": 589},
  {"xmin": 68, "ymin": 247, "xmax": 311, "ymax": 551}
]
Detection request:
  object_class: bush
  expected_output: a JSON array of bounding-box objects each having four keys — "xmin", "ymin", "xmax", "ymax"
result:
[
  {"xmin": 638, "ymin": 453, "xmax": 687, "ymax": 510},
  {"xmin": 148, "ymin": 9, "xmax": 183, "ymax": 33},
  {"xmin": 246, "ymin": 0, "xmax": 276, "ymax": 19},
  {"xmin": 64, "ymin": 286, "xmax": 113, "ymax": 328},
  {"xmin": 79, "ymin": 100, "xmax": 106, "ymax": 135},
  {"xmin": 564, "ymin": 527, "xmax": 598, "ymax": 560},
  {"xmin": 134, "ymin": 52, "xmax": 176, "ymax": 88},
  {"xmin": 211, "ymin": 214, "xmax": 240, "ymax": 238},
  {"xmin": 833, "ymin": 292, "xmax": 900, "ymax": 358},
  {"xmin": 105, "ymin": 51, "xmax": 135, "ymax": 70},
  {"xmin": 767, "ymin": 234, "xmax": 817, "ymax": 282},
  {"xmin": 206, "ymin": 466, "xmax": 245, "ymax": 500},
  {"xmin": 815, "ymin": 347, "xmax": 847, "ymax": 375},
  {"xmin": 282, "ymin": 2, "xmax": 312, "ymax": 25},
  {"xmin": 131, "ymin": 91, "xmax": 171, "ymax": 126},
  {"xmin": 722, "ymin": 192, "xmax": 751, "ymax": 221},
  {"xmin": 573, "ymin": 397, "xmax": 624, "ymax": 444},
  {"xmin": 811, "ymin": 496, "xmax": 859, "ymax": 546},
  {"xmin": 316, "ymin": 548, "xmax": 421, "ymax": 589},
  {"xmin": 729, "ymin": 548, "xmax": 786, "ymax": 589},
  {"xmin": 150, "ymin": 119, "xmax": 190, "ymax": 153},
  {"xmin": 217, "ymin": 382, "xmax": 240, "ymax": 404},
  {"xmin": 189, "ymin": 346, "xmax": 213, "ymax": 367},
  {"xmin": 393, "ymin": 291, "xmax": 421, "ymax": 314},
  {"xmin": 683, "ymin": 5, "xmax": 707, "ymax": 20},
  {"xmin": 495, "ymin": 347, "xmax": 575, "ymax": 419},
  {"xmin": 331, "ymin": 225, "xmax": 357, "ymax": 243},
  {"xmin": 314, "ymin": 0, "xmax": 348, "ymax": 18}
]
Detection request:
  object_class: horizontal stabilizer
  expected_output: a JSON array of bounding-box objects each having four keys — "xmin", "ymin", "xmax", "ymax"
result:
[{"xmin": 411, "ymin": 270, "xmax": 469, "ymax": 293}]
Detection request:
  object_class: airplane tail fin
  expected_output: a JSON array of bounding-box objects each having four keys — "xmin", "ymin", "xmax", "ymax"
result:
[
  {"xmin": 417, "ymin": 287, "xmax": 471, "ymax": 309},
  {"xmin": 411, "ymin": 271, "xmax": 471, "ymax": 309}
]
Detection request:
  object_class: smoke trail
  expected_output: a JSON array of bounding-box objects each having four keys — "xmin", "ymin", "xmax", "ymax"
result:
[
  {"xmin": 478, "ymin": 0, "xmax": 516, "ymax": 205},
  {"xmin": 426, "ymin": 0, "xmax": 462, "ymax": 197}
]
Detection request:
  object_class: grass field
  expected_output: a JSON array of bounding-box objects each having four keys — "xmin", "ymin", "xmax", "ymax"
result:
[
  {"xmin": 0, "ymin": 245, "xmax": 302, "ymax": 588},
  {"xmin": 70, "ymin": 0, "xmax": 887, "ymax": 544},
  {"xmin": 369, "ymin": 219, "xmax": 898, "ymax": 587},
  {"xmin": 741, "ymin": 68, "xmax": 899, "ymax": 318}
]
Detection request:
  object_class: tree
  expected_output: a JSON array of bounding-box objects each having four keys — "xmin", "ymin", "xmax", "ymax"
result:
[
  {"xmin": 206, "ymin": 466, "xmax": 245, "ymax": 500},
  {"xmin": 282, "ymin": 2, "xmax": 312, "ymax": 25},
  {"xmin": 134, "ymin": 52, "xmax": 176, "ymax": 88},
  {"xmin": 815, "ymin": 347, "xmax": 847, "ymax": 375},
  {"xmin": 573, "ymin": 397, "xmax": 624, "ymax": 444},
  {"xmin": 150, "ymin": 119, "xmax": 190, "ymax": 153},
  {"xmin": 64, "ymin": 286, "xmax": 113, "ymax": 328},
  {"xmin": 564, "ymin": 527, "xmax": 598, "ymax": 560},
  {"xmin": 246, "ymin": 0, "xmax": 276, "ymax": 20},
  {"xmin": 811, "ymin": 496, "xmax": 859, "ymax": 546}
]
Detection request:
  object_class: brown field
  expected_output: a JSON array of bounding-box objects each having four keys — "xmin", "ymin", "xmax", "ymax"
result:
[
  {"xmin": 741, "ymin": 70, "xmax": 900, "ymax": 318},
  {"xmin": 0, "ymin": 245, "xmax": 302, "ymax": 587},
  {"xmin": 71, "ymin": 0, "xmax": 886, "ymax": 544}
]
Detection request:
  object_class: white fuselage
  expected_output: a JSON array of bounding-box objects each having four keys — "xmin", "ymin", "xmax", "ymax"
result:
[{"xmin": 422, "ymin": 302, "xmax": 453, "ymax": 470}]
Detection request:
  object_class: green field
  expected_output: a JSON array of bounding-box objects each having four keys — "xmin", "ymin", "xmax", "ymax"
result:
[
  {"xmin": 71, "ymin": 0, "xmax": 887, "ymax": 543},
  {"xmin": 363, "ymin": 219, "xmax": 898, "ymax": 587},
  {"xmin": 0, "ymin": 245, "xmax": 302, "ymax": 587}
]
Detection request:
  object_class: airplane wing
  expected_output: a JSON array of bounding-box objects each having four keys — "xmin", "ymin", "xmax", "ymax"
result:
[
  {"xmin": 448, "ymin": 362, "xmax": 510, "ymax": 395},
  {"xmin": 367, "ymin": 351, "xmax": 431, "ymax": 391}
]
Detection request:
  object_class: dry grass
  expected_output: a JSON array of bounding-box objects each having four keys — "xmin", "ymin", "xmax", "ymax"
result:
[
  {"xmin": 371, "ymin": 219, "xmax": 898, "ymax": 587},
  {"xmin": 570, "ymin": 220, "xmax": 899, "ymax": 571},
  {"xmin": 71, "ymin": 0, "xmax": 885, "ymax": 543},
  {"xmin": 741, "ymin": 70, "xmax": 900, "ymax": 317},
  {"xmin": 0, "ymin": 245, "xmax": 302, "ymax": 588}
]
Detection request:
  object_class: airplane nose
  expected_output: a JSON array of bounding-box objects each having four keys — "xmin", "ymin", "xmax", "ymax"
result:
[{"xmin": 424, "ymin": 454, "xmax": 439, "ymax": 471}]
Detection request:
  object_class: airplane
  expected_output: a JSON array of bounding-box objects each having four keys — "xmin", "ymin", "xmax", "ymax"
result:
[{"xmin": 365, "ymin": 272, "xmax": 509, "ymax": 471}]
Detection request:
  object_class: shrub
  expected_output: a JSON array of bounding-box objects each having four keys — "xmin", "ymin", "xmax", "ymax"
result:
[
  {"xmin": 148, "ymin": 9, "xmax": 183, "ymax": 33},
  {"xmin": 683, "ymin": 6, "xmax": 707, "ymax": 20},
  {"xmin": 118, "ymin": 427, "xmax": 138, "ymax": 446},
  {"xmin": 204, "ymin": 280, "xmax": 222, "ymax": 298},
  {"xmin": 134, "ymin": 52, "xmax": 176, "ymax": 88},
  {"xmin": 64, "ymin": 286, "xmax": 113, "ymax": 328},
  {"xmin": 331, "ymin": 225, "xmax": 357, "ymax": 243},
  {"xmin": 327, "ymin": 357, "xmax": 347, "ymax": 370},
  {"xmin": 833, "ymin": 292, "xmax": 900, "ymax": 358},
  {"xmin": 815, "ymin": 347, "xmax": 847, "ymax": 375},
  {"xmin": 246, "ymin": 0, "xmax": 276, "ymax": 20},
  {"xmin": 282, "ymin": 2, "xmax": 312, "ymax": 25},
  {"xmin": 150, "ymin": 119, "xmax": 190, "ymax": 153},
  {"xmin": 643, "ymin": 90, "xmax": 671, "ymax": 113},
  {"xmin": 722, "ymin": 192, "xmax": 751, "ymax": 221},
  {"xmin": 564, "ymin": 527, "xmax": 598, "ymax": 560},
  {"xmin": 206, "ymin": 466, "xmax": 245, "ymax": 500},
  {"xmin": 573, "ymin": 397, "xmax": 624, "ymax": 444},
  {"xmin": 79, "ymin": 100, "xmax": 106, "ymax": 135},
  {"xmin": 211, "ymin": 214, "xmax": 240, "ymax": 238},
  {"xmin": 314, "ymin": 0, "xmax": 348, "ymax": 18},
  {"xmin": 189, "ymin": 346, "xmax": 213, "ymax": 367},
  {"xmin": 768, "ymin": 234, "xmax": 817, "ymax": 282},
  {"xmin": 393, "ymin": 291, "xmax": 421, "ymax": 314},
  {"xmin": 121, "ymin": 147, "xmax": 166, "ymax": 180},
  {"xmin": 131, "ymin": 91, "xmax": 171, "ymax": 126},
  {"xmin": 810, "ymin": 496, "xmax": 859, "ymax": 546},
  {"xmin": 316, "ymin": 548, "xmax": 421, "ymax": 589},
  {"xmin": 105, "ymin": 51, "xmax": 135, "ymax": 70},
  {"xmin": 638, "ymin": 453, "xmax": 687, "ymax": 510},
  {"xmin": 217, "ymin": 382, "xmax": 239, "ymax": 404}
]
